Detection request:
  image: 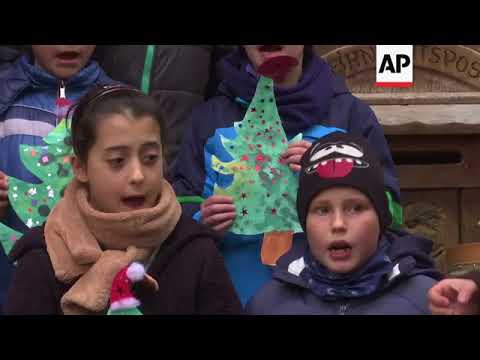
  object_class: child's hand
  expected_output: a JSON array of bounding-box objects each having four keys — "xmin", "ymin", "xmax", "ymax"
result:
[
  {"xmin": 201, "ymin": 195, "xmax": 236, "ymax": 235},
  {"xmin": 0, "ymin": 171, "xmax": 9, "ymax": 218},
  {"xmin": 429, "ymin": 278, "xmax": 480, "ymax": 315},
  {"xmin": 280, "ymin": 140, "xmax": 312, "ymax": 172}
]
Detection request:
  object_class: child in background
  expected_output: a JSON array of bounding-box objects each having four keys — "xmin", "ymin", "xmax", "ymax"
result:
[
  {"xmin": 173, "ymin": 45, "xmax": 416, "ymax": 305},
  {"xmin": 0, "ymin": 45, "xmax": 116, "ymax": 311},
  {"xmin": 429, "ymin": 275, "xmax": 480, "ymax": 315}
]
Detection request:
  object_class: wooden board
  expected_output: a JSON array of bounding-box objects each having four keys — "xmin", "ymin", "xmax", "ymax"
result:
[
  {"xmin": 373, "ymin": 104, "xmax": 480, "ymax": 135},
  {"xmin": 402, "ymin": 189, "xmax": 460, "ymax": 274},
  {"xmin": 360, "ymin": 92, "xmax": 480, "ymax": 105},
  {"xmin": 316, "ymin": 45, "xmax": 480, "ymax": 93},
  {"xmin": 388, "ymin": 134, "xmax": 480, "ymax": 189},
  {"xmin": 460, "ymin": 189, "xmax": 480, "ymax": 243},
  {"xmin": 402, "ymin": 190, "xmax": 459, "ymax": 250}
]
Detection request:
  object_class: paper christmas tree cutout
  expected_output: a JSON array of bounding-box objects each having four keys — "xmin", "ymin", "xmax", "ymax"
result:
[
  {"xmin": 212, "ymin": 76, "xmax": 302, "ymax": 236},
  {"xmin": 0, "ymin": 119, "xmax": 74, "ymax": 254},
  {"xmin": 0, "ymin": 222, "xmax": 22, "ymax": 255},
  {"xmin": 107, "ymin": 307, "xmax": 143, "ymax": 315}
]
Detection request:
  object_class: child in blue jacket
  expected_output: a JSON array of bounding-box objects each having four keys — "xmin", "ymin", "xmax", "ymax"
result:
[
  {"xmin": 173, "ymin": 45, "xmax": 423, "ymax": 305},
  {"xmin": 0, "ymin": 45, "xmax": 116, "ymax": 311}
]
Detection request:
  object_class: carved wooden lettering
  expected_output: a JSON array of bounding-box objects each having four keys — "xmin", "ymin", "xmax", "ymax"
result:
[{"xmin": 318, "ymin": 45, "xmax": 480, "ymax": 91}]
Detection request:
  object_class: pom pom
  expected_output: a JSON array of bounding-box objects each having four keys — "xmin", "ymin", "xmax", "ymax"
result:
[{"xmin": 126, "ymin": 262, "xmax": 145, "ymax": 282}]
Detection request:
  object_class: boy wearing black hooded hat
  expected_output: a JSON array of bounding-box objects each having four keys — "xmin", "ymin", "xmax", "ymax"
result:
[{"xmin": 247, "ymin": 132, "xmax": 440, "ymax": 315}]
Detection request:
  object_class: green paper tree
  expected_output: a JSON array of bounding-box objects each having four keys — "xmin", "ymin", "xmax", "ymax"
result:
[
  {"xmin": 0, "ymin": 223, "xmax": 22, "ymax": 255},
  {"xmin": 107, "ymin": 307, "xmax": 143, "ymax": 315},
  {"xmin": 212, "ymin": 76, "xmax": 302, "ymax": 235},
  {"xmin": 0, "ymin": 120, "xmax": 74, "ymax": 254}
]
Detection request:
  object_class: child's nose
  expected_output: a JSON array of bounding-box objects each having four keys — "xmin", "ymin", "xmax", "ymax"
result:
[
  {"xmin": 331, "ymin": 211, "xmax": 347, "ymax": 232},
  {"xmin": 130, "ymin": 161, "xmax": 145, "ymax": 184}
]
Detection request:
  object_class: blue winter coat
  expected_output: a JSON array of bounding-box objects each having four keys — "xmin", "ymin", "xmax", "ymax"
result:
[
  {"xmin": 0, "ymin": 55, "xmax": 116, "ymax": 311},
  {"xmin": 246, "ymin": 231, "xmax": 441, "ymax": 315}
]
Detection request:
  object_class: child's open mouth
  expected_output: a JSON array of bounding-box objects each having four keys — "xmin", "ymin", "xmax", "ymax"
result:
[
  {"xmin": 56, "ymin": 51, "xmax": 80, "ymax": 63},
  {"xmin": 258, "ymin": 45, "xmax": 284, "ymax": 53},
  {"xmin": 328, "ymin": 241, "xmax": 352, "ymax": 261},
  {"xmin": 122, "ymin": 195, "xmax": 146, "ymax": 209}
]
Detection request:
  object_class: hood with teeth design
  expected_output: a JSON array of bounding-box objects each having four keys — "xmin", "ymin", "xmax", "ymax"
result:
[
  {"xmin": 297, "ymin": 132, "xmax": 392, "ymax": 232},
  {"xmin": 305, "ymin": 141, "xmax": 369, "ymax": 178}
]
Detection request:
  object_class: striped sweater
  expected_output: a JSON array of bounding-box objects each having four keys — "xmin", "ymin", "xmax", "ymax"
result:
[{"xmin": 0, "ymin": 55, "xmax": 115, "ymax": 312}]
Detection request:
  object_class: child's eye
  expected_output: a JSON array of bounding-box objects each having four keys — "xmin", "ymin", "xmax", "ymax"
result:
[
  {"xmin": 346, "ymin": 204, "xmax": 365, "ymax": 214},
  {"xmin": 144, "ymin": 154, "xmax": 159, "ymax": 164},
  {"xmin": 108, "ymin": 158, "xmax": 124, "ymax": 168},
  {"xmin": 314, "ymin": 206, "xmax": 330, "ymax": 215}
]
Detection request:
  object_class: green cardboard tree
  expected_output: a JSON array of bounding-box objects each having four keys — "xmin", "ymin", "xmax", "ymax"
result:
[
  {"xmin": 212, "ymin": 76, "xmax": 302, "ymax": 236},
  {"xmin": 0, "ymin": 119, "xmax": 74, "ymax": 254},
  {"xmin": 107, "ymin": 307, "xmax": 143, "ymax": 315},
  {"xmin": 0, "ymin": 223, "xmax": 21, "ymax": 256}
]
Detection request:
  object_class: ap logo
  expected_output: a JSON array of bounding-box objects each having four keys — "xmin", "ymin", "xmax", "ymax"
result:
[{"xmin": 376, "ymin": 45, "xmax": 413, "ymax": 88}]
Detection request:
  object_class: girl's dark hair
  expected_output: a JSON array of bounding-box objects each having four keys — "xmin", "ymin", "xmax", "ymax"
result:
[{"xmin": 68, "ymin": 85, "xmax": 165, "ymax": 161}]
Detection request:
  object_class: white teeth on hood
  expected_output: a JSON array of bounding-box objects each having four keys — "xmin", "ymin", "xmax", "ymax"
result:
[
  {"xmin": 314, "ymin": 158, "xmax": 360, "ymax": 168},
  {"xmin": 307, "ymin": 163, "xmax": 319, "ymax": 172}
]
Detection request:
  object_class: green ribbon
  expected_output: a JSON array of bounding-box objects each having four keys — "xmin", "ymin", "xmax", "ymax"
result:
[
  {"xmin": 141, "ymin": 45, "xmax": 156, "ymax": 94},
  {"xmin": 386, "ymin": 191, "xmax": 404, "ymax": 229},
  {"xmin": 176, "ymin": 196, "xmax": 205, "ymax": 204}
]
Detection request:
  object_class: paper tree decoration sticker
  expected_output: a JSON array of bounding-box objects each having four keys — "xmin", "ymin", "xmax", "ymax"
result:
[
  {"xmin": 107, "ymin": 305, "xmax": 143, "ymax": 316},
  {"xmin": 0, "ymin": 222, "xmax": 22, "ymax": 255},
  {"xmin": 0, "ymin": 119, "xmax": 74, "ymax": 254},
  {"xmin": 212, "ymin": 76, "xmax": 302, "ymax": 236}
]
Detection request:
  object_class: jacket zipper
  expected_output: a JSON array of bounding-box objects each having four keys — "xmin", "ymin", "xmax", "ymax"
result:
[
  {"xmin": 56, "ymin": 81, "xmax": 66, "ymax": 126},
  {"xmin": 339, "ymin": 303, "xmax": 349, "ymax": 315},
  {"xmin": 59, "ymin": 80, "xmax": 66, "ymax": 99}
]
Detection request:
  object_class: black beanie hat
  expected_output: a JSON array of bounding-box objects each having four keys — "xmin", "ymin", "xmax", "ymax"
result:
[{"xmin": 297, "ymin": 132, "xmax": 392, "ymax": 232}]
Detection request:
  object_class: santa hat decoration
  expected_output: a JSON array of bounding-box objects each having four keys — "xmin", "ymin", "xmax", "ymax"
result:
[{"xmin": 109, "ymin": 262, "xmax": 145, "ymax": 312}]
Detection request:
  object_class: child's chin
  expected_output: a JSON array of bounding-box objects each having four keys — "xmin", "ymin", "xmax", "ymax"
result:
[
  {"xmin": 325, "ymin": 261, "xmax": 356, "ymax": 274},
  {"xmin": 51, "ymin": 68, "xmax": 81, "ymax": 81},
  {"xmin": 118, "ymin": 202, "xmax": 148, "ymax": 212}
]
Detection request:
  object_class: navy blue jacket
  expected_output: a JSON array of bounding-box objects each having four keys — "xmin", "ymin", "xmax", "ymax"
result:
[
  {"xmin": 173, "ymin": 49, "xmax": 400, "ymax": 214},
  {"xmin": 172, "ymin": 49, "xmax": 401, "ymax": 305},
  {"xmin": 0, "ymin": 55, "xmax": 115, "ymax": 312},
  {"xmin": 246, "ymin": 230, "xmax": 442, "ymax": 315}
]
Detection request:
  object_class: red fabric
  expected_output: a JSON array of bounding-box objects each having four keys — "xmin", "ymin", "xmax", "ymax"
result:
[
  {"xmin": 55, "ymin": 97, "xmax": 72, "ymax": 108},
  {"xmin": 257, "ymin": 55, "xmax": 299, "ymax": 82},
  {"xmin": 110, "ymin": 267, "xmax": 135, "ymax": 304},
  {"xmin": 56, "ymin": 97, "xmax": 73, "ymax": 121}
]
